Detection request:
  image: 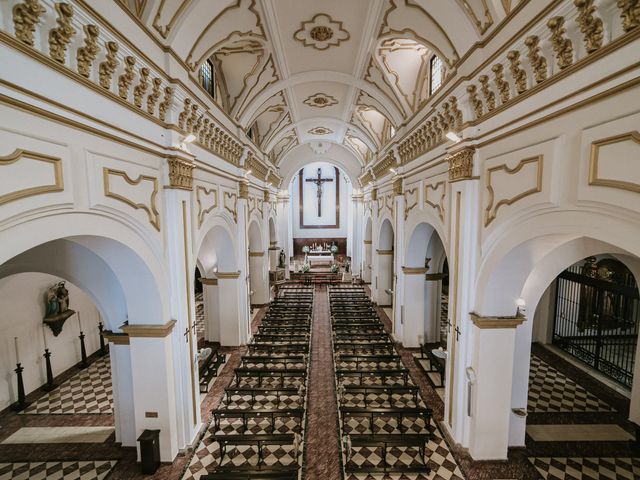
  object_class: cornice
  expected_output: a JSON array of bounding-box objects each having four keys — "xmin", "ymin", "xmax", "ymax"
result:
[
  {"xmin": 469, "ymin": 312, "xmax": 526, "ymax": 329},
  {"xmin": 121, "ymin": 319, "xmax": 177, "ymax": 338}
]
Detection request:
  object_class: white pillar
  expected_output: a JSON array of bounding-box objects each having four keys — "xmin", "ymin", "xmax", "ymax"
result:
[
  {"xmin": 467, "ymin": 315, "xmax": 523, "ymax": 460},
  {"xmin": 106, "ymin": 337, "xmax": 135, "ymax": 447},
  {"xmin": 268, "ymin": 246, "xmax": 279, "ymax": 271},
  {"xmin": 351, "ymin": 192, "xmax": 363, "ymax": 278},
  {"xmin": 363, "ymin": 241, "xmax": 372, "ymax": 283},
  {"xmin": 237, "ymin": 186, "xmax": 251, "ymax": 345},
  {"xmin": 276, "ymin": 191, "xmax": 291, "ymax": 279},
  {"xmin": 401, "ymin": 267, "xmax": 428, "ymax": 347},
  {"xmin": 425, "ymin": 275, "xmax": 443, "ymax": 342},
  {"xmin": 217, "ymin": 272, "xmax": 243, "ymax": 345},
  {"xmin": 249, "ymin": 252, "xmax": 269, "ymax": 305},
  {"xmin": 201, "ymin": 278, "xmax": 220, "ymax": 343},
  {"xmin": 509, "ymin": 317, "xmax": 534, "ymax": 447},
  {"xmin": 393, "ymin": 181, "xmax": 405, "ymax": 340},
  {"xmin": 376, "ymin": 252, "xmax": 393, "ymax": 306}
]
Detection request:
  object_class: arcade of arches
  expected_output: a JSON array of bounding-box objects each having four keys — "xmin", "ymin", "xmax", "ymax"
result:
[{"xmin": 1, "ymin": 1, "xmax": 640, "ymax": 479}]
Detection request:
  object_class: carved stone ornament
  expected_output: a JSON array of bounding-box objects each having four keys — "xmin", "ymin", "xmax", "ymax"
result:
[
  {"xmin": 524, "ymin": 35, "xmax": 548, "ymax": 84},
  {"xmin": 294, "ymin": 13, "xmax": 350, "ymax": 50},
  {"xmin": 547, "ymin": 16, "xmax": 574, "ymax": 70},
  {"xmin": 449, "ymin": 96, "xmax": 464, "ymax": 130},
  {"xmin": 146, "ymin": 77, "xmax": 162, "ymax": 114},
  {"xmin": 393, "ymin": 178, "xmax": 403, "ymax": 196},
  {"xmin": 239, "ymin": 181, "xmax": 249, "ymax": 199},
  {"xmin": 308, "ymin": 126, "xmax": 334, "ymax": 135},
  {"xmin": 48, "ymin": 2, "xmax": 76, "ymax": 64},
  {"xmin": 118, "ymin": 56, "xmax": 137, "ymax": 99},
  {"xmin": 12, "ymin": 0, "xmax": 46, "ymax": 46},
  {"xmin": 617, "ymin": 0, "xmax": 640, "ymax": 32},
  {"xmin": 158, "ymin": 87, "xmax": 173, "ymax": 122},
  {"xmin": 167, "ymin": 156, "xmax": 194, "ymax": 190},
  {"xmin": 575, "ymin": 0, "xmax": 604, "ymax": 53},
  {"xmin": 133, "ymin": 67, "xmax": 150, "ymax": 108},
  {"xmin": 492, "ymin": 63, "xmax": 510, "ymax": 104},
  {"xmin": 304, "ymin": 92, "xmax": 339, "ymax": 108},
  {"xmin": 507, "ymin": 50, "xmax": 528, "ymax": 94},
  {"xmin": 76, "ymin": 24, "xmax": 100, "ymax": 77},
  {"xmin": 43, "ymin": 281, "xmax": 75, "ymax": 336},
  {"xmin": 99, "ymin": 41, "xmax": 119, "ymax": 89},
  {"xmin": 178, "ymin": 98, "xmax": 191, "ymax": 130},
  {"xmin": 448, "ymin": 147, "xmax": 475, "ymax": 181},
  {"xmin": 478, "ymin": 75, "xmax": 496, "ymax": 111},
  {"xmin": 467, "ymin": 84, "xmax": 483, "ymax": 119}
]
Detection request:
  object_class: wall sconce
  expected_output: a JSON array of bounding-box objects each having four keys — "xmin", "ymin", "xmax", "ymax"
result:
[
  {"xmin": 244, "ymin": 169, "xmax": 252, "ymax": 178},
  {"xmin": 389, "ymin": 167, "xmax": 397, "ymax": 175},
  {"xmin": 385, "ymin": 288, "xmax": 394, "ymax": 296}
]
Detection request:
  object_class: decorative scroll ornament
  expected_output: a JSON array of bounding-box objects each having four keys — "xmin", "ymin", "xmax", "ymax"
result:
[
  {"xmin": 167, "ymin": 157, "xmax": 194, "ymax": 190},
  {"xmin": 186, "ymin": 104, "xmax": 199, "ymax": 133},
  {"xmin": 133, "ymin": 67, "xmax": 150, "ymax": 108},
  {"xmin": 99, "ymin": 41, "xmax": 119, "ymax": 89},
  {"xmin": 12, "ymin": 0, "xmax": 46, "ymax": 46},
  {"xmin": 492, "ymin": 63, "xmax": 510, "ymax": 104},
  {"xmin": 449, "ymin": 96, "xmax": 463, "ymax": 130},
  {"xmin": 575, "ymin": 0, "xmax": 604, "ymax": 53},
  {"xmin": 478, "ymin": 75, "xmax": 496, "ymax": 111},
  {"xmin": 239, "ymin": 181, "xmax": 249, "ymax": 199},
  {"xmin": 118, "ymin": 56, "xmax": 137, "ymax": 99},
  {"xmin": 304, "ymin": 92, "xmax": 339, "ymax": 108},
  {"xmin": 617, "ymin": 0, "xmax": 640, "ymax": 32},
  {"xmin": 448, "ymin": 148, "xmax": 474, "ymax": 181},
  {"xmin": 547, "ymin": 16, "xmax": 574, "ymax": 69},
  {"xmin": 48, "ymin": 2, "xmax": 76, "ymax": 63},
  {"xmin": 393, "ymin": 178, "xmax": 403, "ymax": 196},
  {"xmin": 158, "ymin": 87, "xmax": 173, "ymax": 122},
  {"xmin": 507, "ymin": 50, "xmax": 527, "ymax": 94},
  {"xmin": 76, "ymin": 24, "xmax": 100, "ymax": 77},
  {"xmin": 178, "ymin": 98, "xmax": 191, "ymax": 129},
  {"xmin": 467, "ymin": 85, "xmax": 483, "ymax": 119},
  {"xmin": 525, "ymin": 36, "xmax": 548, "ymax": 84},
  {"xmin": 146, "ymin": 78, "xmax": 162, "ymax": 114},
  {"xmin": 308, "ymin": 126, "xmax": 334, "ymax": 135},
  {"xmin": 294, "ymin": 13, "xmax": 350, "ymax": 50}
]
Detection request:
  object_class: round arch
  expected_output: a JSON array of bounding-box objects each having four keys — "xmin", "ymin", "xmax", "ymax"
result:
[
  {"xmin": 248, "ymin": 219, "xmax": 263, "ymax": 252},
  {"xmin": 378, "ymin": 217, "xmax": 394, "ymax": 250},
  {"xmin": 279, "ymin": 143, "xmax": 361, "ymax": 188}
]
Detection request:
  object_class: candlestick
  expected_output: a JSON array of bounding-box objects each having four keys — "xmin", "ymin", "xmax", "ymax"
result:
[
  {"xmin": 11, "ymin": 363, "xmax": 30, "ymax": 411},
  {"xmin": 42, "ymin": 325, "xmax": 48, "ymax": 350},
  {"xmin": 79, "ymin": 331, "xmax": 88, "ymax": 369},
  {"xmin": 77, "ymin": 311, "xmax": 82, "ymax": 331},
  {"xmin": 98, "ymin": 321, "xmax": 106, "ymax": 356},
  {"xmin": 42, "ymin": 349, "xmax": 57, "ymax": 392},
  {"xmin": 14, "ymin": 337, "xmax": 20, "ymax": 364}
]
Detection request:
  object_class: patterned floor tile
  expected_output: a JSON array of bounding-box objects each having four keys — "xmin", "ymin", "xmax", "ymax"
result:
[
  {"xmin": 529, "ymin": 457, "xmax": 640, "ymax": 479},
  {"xmin": 0, "ymin": 460, "xmax": 117, "ymax": 480},
  {"xmin": 528, "ymin": 355, "xmax": 614, "ymax": 413},
  {"xmin": 20, "ymin": 356, "xmax": 112, "ymax": 415}
]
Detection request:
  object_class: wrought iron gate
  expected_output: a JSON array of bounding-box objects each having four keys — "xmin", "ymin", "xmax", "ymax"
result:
[{"xmin": 553, "ymin": 257, "xmax": 639, "ymax": 388}]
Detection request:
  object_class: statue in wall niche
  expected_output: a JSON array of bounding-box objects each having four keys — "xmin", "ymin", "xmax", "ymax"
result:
[
  {"xmin": 279, "ymin": 250, "xmax": 286, "ymax": 268},
  {"xmin": 43, "ymin": 281, "xmax": 75, "ymax": 336}
]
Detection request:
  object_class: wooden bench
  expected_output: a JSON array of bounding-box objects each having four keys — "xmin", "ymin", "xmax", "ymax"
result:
[
  {"xmin": 201, "ymin": 467, "xmax": 299, "ymax": 479},
  {"xmin": 344, "ymin": 433, "xmax": 431, "ymax": 474},
  {"xmin": 224, "ymin": 387, "xmax": 303, "ymax": 407},
  {"xmin": 339, "ymin": 407, "xmax": 432, "ymax": 434},
  {"xmin": 336, "ymin": 369, "xmax": 410, "ymax": 386},
  {"xmin": 335, "ymin": 354, "xmax": 403, "ymax": 370},
  {"xmin": 233, "ymin": 368, "xmax": 306, "ymax": 388},
  {"xmin": 212, "ymin": 408, "xmax": 304, "ymax": 434},
  {"xmin": 198, "ymin": 350, "xmax": 227, "ymax": 393},
  {"xmin": 211, "ymin": 433, "xmax": 299, "ymax": 467},
  {"xmin": 248, "ymin": 343, "xmax": 309, "ymax": 355},
  {"xmin": 334, "ymin": 343, "xmax": 396, "ymax": 355},
  {"xmin": 240, "ymin": 356, "xmax": 306, "ymax": 370}
]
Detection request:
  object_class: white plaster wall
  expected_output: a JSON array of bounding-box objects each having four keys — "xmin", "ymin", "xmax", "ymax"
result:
[{"xmin": 0, "ymin": 272, "xmax": 100, "ymax": 410}]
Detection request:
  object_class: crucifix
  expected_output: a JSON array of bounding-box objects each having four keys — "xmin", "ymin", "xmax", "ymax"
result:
[{"xmin": 305, "ymin": 167, "xmax": 333, "ymax": 217}]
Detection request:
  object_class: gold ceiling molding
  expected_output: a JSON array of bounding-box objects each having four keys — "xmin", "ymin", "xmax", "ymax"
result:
[
  {"xmin": 121, "ymin": 319, "xmax": 177, "ymax": 337},
  {"xmin": 448, "ymin": 148, "xmax": 475, "ymax": 182},
  {"xmin": 484, "ymin": 155, "xmax": 543, "ymax": 226},
  {"xmin": 235, "ymin": 54, "xmax": 280, "ymax": 121},
  {"xmin": 425, "ymin": 180, "xmax": 446, "ymax": 222},
  {"xmin": 294, "ymin": 13, "xmax": 350, "ymax": 50},
  {"xmin": 303, "ymin": 92, "xmax": 338, "ymax": 108},
  {"xmin": 118, "ymin": 0, "xmax": 148, "ymax": 19},
  {"xmin": 103, "ymin": 167, "xmax": 160, "ymax": 231},
  {"xmin": 308, "ymin": 126, "xmax": 333, "ymax": 136},
  {"xmin": 0, "ymin": 149, "xmax": 64, "ymax": 207},
  {"xmin": 403, "ymin": 187, "xmax": 418, "ymax": 220},
  {"xmin": 364, "ymin": 240, "xmax": 372, "ymax": 245},
  {"xmin": 223, "ymin": 190, "xmax": 238, "ymax": 223},
  {"xmin": 364, "ymin": 57, "xmax": 406, "ymax": 117},
  {"xmin": 245, "ymin": 152, "xmax": 269, "ymax": 181},
  {"xmin": 166, "ymin": 156, "xmax": 194, "ymax": 190},
  {"xmin": 196, "ymin": 185, "xmax": 218, "ymax": 228},
  {"xmin": 470, "ymin": 312, "xmax": 526, "ymax": 328},
  {"xmin": 589, "ymin": 131, "xmax": 640, "ymax": 193},
  {"xmin": 152, "ymin": 0, "xmax": 192, "ymax": 38},
  {"xmin": 455, "ymin": 0, "xmax": 493, "ymax": 34},
  {"xmin": 224, "ymin": 46, "xmax": 266, "ymax": 113},
  {"xmin": 373, "ymin": 151, "xmax": 397, "ymax": 179}
]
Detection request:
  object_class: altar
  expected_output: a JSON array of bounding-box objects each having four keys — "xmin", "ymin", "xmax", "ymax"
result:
[{"xmin": 307, "ymin": 253, "xmax": 333, "ymax": 266}]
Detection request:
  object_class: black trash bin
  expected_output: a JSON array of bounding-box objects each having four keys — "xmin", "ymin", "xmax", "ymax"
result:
[{"xmin": 137, "ymin": 429, "xmax": 161, "ymax": 474}]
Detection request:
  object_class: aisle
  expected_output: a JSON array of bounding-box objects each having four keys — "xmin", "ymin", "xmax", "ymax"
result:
[{"xmin": 304, "ymin": 285, "xmax": 343, "ymax": 480}]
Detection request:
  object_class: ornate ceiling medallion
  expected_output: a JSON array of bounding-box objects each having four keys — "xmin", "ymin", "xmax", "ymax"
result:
[
  {"xmin": 303, "ymin": 92, "xmax": 339, "ymax": 108},
  {"xmin": 308, "ymin": 127, "xmax": 334, "ymax": 136},
  {"xmin": 294, "ymin": 14, "xmax": 350, "ymax": 50}
]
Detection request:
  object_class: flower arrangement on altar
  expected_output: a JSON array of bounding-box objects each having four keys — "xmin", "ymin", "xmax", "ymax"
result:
[
  {"xmin": 302, "ymin": 245, "xmax": 310, "ymax": 254},
  {"xmin": 330, "ymin": 245, "xmax": 338, "ymax": 254},
  {"xmin": 330, "ymin": 263, "xmax": 339, "ymax": 273}
]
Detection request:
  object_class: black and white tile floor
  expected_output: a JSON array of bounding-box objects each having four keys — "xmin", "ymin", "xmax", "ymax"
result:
[
  {"xmin": 0, "ymin": 460, "xmax": 117, "ymax": 480},
  {"xmin": 529, "ymin": 456, "xmax": 640, "ymax": 479}
]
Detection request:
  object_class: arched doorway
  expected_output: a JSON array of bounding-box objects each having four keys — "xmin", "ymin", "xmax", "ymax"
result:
[
  {"xmin": 268, "ymin": 216, "xmax": 278, "ymax": 271},
  {"xmin": 376, "ymin": 218, "xmax": 394, "ymax": 306},
  {"xmin": 248, "ymin": 219, "xmax": 269, "ymax": 307},
  {"xmin": 403, "ymin": 222, "xmax": 448, "ymax": 347},
  {"xmin": 363, "ymin": 217, "xmax": 373, "ymax": 283}
]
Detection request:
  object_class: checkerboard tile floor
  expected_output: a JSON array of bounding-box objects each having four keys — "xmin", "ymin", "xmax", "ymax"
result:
[
  {"xmin": 20, "ymin": 356, "xmax": 112, "ymax": 415},
  {"xmin": 527, "ymin": 355, "xmax": 614, "ymax": 413},
  {"xmin": 0, "ymin": 460, "xmax": 117, "ymax": 480},
  {"xmin": 529, "ymin": 456, "xmax": 640, "ymax": 479},
  {"xmin": 195, "ymin": 292, "xmax": 205, "ymax": 342}
]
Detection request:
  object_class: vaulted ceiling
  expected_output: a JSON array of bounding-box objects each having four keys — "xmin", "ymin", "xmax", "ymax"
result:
[{"xmin": 119, "ymin": 0, "xmax": 517, "ymax": 171}]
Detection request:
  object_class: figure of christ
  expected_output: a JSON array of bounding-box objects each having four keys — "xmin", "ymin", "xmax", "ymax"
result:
[{"xmin": 305, "ymin": 167, "xmax": 333, "ymax": 217}]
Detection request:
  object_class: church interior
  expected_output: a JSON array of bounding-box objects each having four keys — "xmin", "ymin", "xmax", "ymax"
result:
[{"xmin": 1, "ymin": 1, "xmax": 640, "ymax": 479}]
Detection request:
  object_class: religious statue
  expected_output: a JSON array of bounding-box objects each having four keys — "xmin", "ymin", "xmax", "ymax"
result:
[
  {"xmin": 305, "ymin": 167, "xmax": 333, "ymax": 217},
  {"xmin": 43, "ymin": 281, "xmax": 75, "ymax": 336},
  {"xmin": 279, "ymin": 249, "xmax": 286, "ymax": 268}
]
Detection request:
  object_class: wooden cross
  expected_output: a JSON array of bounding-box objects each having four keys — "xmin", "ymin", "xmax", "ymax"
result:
[{"xmin": 305, "ymin": 167, "xmax": 333, "ymax": 217}]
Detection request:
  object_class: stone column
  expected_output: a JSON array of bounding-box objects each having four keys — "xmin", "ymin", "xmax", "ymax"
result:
[
  {"xmin": 161, "ymin": 155, "xmax": 201, "ymax": 452},
  {"xmin": 425, "ymin": 273, "xmax": 445, "ymax": 342},
  {"xmin": 216, "ymin": 271, "xmax": 243, "ymax": 345},
  {"xmin": 200, "ymin": 278, "xmax": 219, "ymax": 343},
  {"xmin": 276, "ymin": 191, "xmax": 291, "ymax": 279},
  {"xmin": 376, "ymin": 250, "xmax": 394, "ymax": 306},
  {"xmin": 249, "ymin": 251, "xmax": 269, "ymax": 305},
  {"xmin": 467, "ymin": 314, "xmax": 524, "ymax": 460},
  {"xmin": 351, "ymin": 191, "xmax": 364, "ymax": 278},
  {"xmin": 401, "ymin": 267, "xmax": 428, "ymax": 347},
  {"xmin": 102, "ymin": 333, "xmax": 135, "ymax": 447},
  {"xmin": 363, "ymin": 240, "xmax": 372, "ymax": 283},
  {"xmin": 392, "ymin": 177, "xmax": 405, "ymax": 340},
  {"xmin": 237, "ymin": 181, "xmax": 251, "ymax": 344},
  {"xmin": 268, "ymin": 245, "xmax": 279, "ymax": 271}
]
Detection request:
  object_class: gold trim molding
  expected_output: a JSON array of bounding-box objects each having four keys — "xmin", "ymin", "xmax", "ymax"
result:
[
  {"xmin": 0, "ymin": 149, "xmax": 64, "ymax": 206},
  {"xmin": 485, "ymin": 155, "xmax": 544, "ymax": 226},
  {"xmin": 249, "ymin": 251, "xmax": 265, "ymax": 257},
  {"xmin": 402, "ymin": 266, "xmax": 428, "ymax": 274},
  {"xmin": 223, "ymin": 191, "xmax": 238, "ymax": 223},
  {"xmin": 363, "ymin": 240, "xmax": 372, "ymax": 245},
  {"xmin": 103, "ymin": 167, "xmax": 160, "ymax": 231},
  {"xmin": 448, "ymin": 148, "xmax": 475, "ymax": 182},
  {"xmin": 377, "ymin": 249, "xmax": 394, "ymax": 255},
  {"xmin": 216, "ymin": 271, "xmax": 241, "ymax": 279},
  {"xmin": 121, "ymin": 319, "xmax": 177, "ymax": 337},
  {"xmin": 470, "ymin": 312, "xmax": 526, "ymax": 329},
  {"xmin": 101, "ymin": 331, "xmax": 130, "ymax": 345},
  {"xmin": 589, "ymin": 131, "xmax": 640, "ymax": 193},
  {"xmin": 303, "ymin": 92, "xmax": 339, "ymax": 108},
  {"xmin": 425, "ymin": 273, "xmax": 445, "ymax": 281},
  {"xmin": 424, "ymin": 181, "xmax": 446, "ymax": 222},
  {"xmin": 200, "ymin": 277, "xmax": 218, "ymax": 285},
  {"xmin": 294, "ymin": 13, "xmax": 350, "ymax": 50},
  {"xmin": 167, "ymin": 156, "xmax": 194, "ymax": 190},
  {"xmin": 196, "ymin": 185, "xmax": 218, "ymax": 228}
]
